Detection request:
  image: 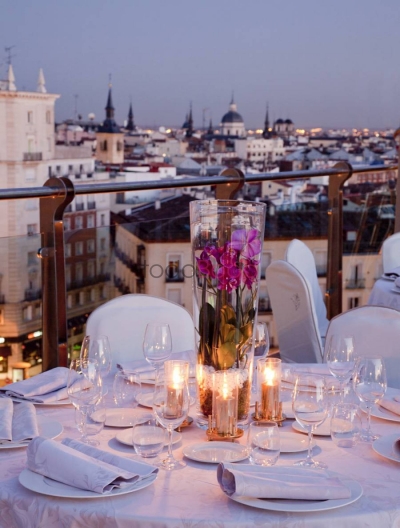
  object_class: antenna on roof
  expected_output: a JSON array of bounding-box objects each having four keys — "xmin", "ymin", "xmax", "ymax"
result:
[
  {"xmin": 108, "ymin": 73, "xmax": 112, "ymax": 88},
  {"xmin": 74, "ymin": 94, "xmax": 79, "ymax": 119},
  {"xmin": 5, "ymin": 45, "xmax": 16, "ymax": 65}
]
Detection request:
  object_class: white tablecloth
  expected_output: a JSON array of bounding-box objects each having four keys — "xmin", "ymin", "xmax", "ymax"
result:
[
  {"xmin": 368, "ymin": 278, "xmax": 400, "ymax": 311},
  {"xmin": 2, "ymin": 381, "xmax": 400, "ymax": 527}
]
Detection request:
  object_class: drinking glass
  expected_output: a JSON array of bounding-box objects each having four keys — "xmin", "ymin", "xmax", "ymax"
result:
[
  {"xmin": 143, "ymin": 323, "xmax": 172, "ymax": 373},
  {"xmin": 153, "ymin": 360, "xmax": 189, "ymax": 470},
  {"xmin": 353, "ymin": 356, "xmax": 387, "ymax": 442},
  {"xmin": 75, "ymin": 395, "xmax": 106, "ymax": 447},
  {"xmin": 254, "ymin": 323, "xmax": 270, "ymax": 358},
  {"xmin": 67, "ymin": 358, "xmax": 102, "ymax": 444},
  {"xmin": 325, "ymin": 335, "xmax": 355, "ymax": 402},
  {"xmin": 113, "ymin": 370, "xmax": 141, "ymax": 408},
  {"xmin": 247, "ymin": 421, "xmax": 280, "ymax": 466},
  {"xmin": 132, "ymin": 414, "xmax": 165, "ymax": 459},
  {"xmin": 80, "ymin": 335, "xmax": 112, "ymax": 381},
  {"xmin": 330, "ymin": 403, "xmax": 360, "ymax": 448},
  {"xmin": 292, "ymin": 374, "xmax": 328, "ymax": 469}
]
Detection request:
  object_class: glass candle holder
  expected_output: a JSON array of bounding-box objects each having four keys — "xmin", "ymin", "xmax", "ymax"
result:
[
  {"xmin": 211, "ymin": 370, "xmax": 239, "ymax": 437},
  {"xmin": 164, "ymin": 360, "xmax": 189, "ymax": 419},
  {"xmin": 257, "ymin": 358, "xmax": 281, "ymax": 420}
]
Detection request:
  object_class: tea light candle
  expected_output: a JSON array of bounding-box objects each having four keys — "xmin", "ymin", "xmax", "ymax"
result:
[
  {"xmin": 259, "ymin": 359, "xmax": 281, "ymax": 420},
  {"xmin": 215, "ymin": 379, "xmax": 235, "ymax": 435},
  {"xmin": 166, "ymin": 365, "xmax": 184, "ymax": 418}
]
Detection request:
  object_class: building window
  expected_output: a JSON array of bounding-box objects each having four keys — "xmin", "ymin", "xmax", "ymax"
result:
[
  {"xmin": 75, "ymin": 216, "xmax": 83, "ymax": 229},
  {"xmin": 27, "ymin": 224, "xmax": 37, "ymax": 236},
  {"xmin": 167, "ymin": 288, "xmax": 182, "ymax": 305},
  {"xmin": 27, "ymin": 251, "xmax": 37, "ymax": 266},
  {"xmin": 79, "ymin": 291, "xmax": 85, "ymax": 305},
  {"xmin": 87, "ymin": 239, "xmax": 95, "ymax": 253},
  {"xmin": 348, "ymin": 297, "xmax": 360, "ymax": 309},
  {"xmin": 314, "ymin": 249, "xmax": 327, "ymax": 277},
  {"xmin": 46, "ymin": 111, "xmax": 51, "ymax": 124},
  {"xmin": 66, "ymin": 265, "xmax": 71, "ymax": 287},
  {"xmin": 67, "ymin": 294, "xmax": 72, "ymax": 309},
  {"xmin": 101, "ymin": 140, "xmax": 108, "ymax": 151},
  {"xmin": 23, "ymin": 305, "xmax": 33, "ymax": 321},
  {"xmin": 117, "ymin": 141, "xmax": 122, "ymax": 152},
  {"xmin": 27, "ymin": 111, "xmax": 33, "ymax": 123},
  {"xmin": 90, "ymin": 289, "xmax": 96, "ymax": 302},
  {"xmin": 87, "ymin": 260, "xmax": 95, "ymax": 278},
  {"xmin": 100, "ymin": 214, "xmax": 106, "ymax": 227},
  {"xmin": 64, "ymin": 218, "xmax": 71, "ymax": 231},
  {"xmin": 87, "ymin": 215, "xmax": 95, "ymax": 228},
  {"xmin": 166, "ymin": 254, "xmax": 182, "ymax": 282},
  {"xmin": 68, "ymin": 165, "xmax": 73, "ymax": 173},
  {"xmin": 100, "ymin": 285, "xmax": 107, "ymax": 299},
  {"xmin": 75, "ymin": 263, "xmax": 83, "ymax": 282},
  {"xmin": 260, "ymin": 252, "xmax": 272, "ymax": 279},
  {"xmin": 65, "ymin": 243, "xmax": 72, "ymax": 258},
  {"xmin": 56, "ymin": 165, "xmax": 61, "ymax": 175},
  {"xmin": 100, "ymin": 237, "xmax": 106, "ymax": 251},
  {"xmin": 75, "ymin": 241, "xmax": 83, "ymax": 256}
]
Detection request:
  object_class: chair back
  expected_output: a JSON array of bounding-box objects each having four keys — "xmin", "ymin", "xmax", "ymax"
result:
[
  {"xmin": 325, "ymin": 305, "xmax": 400, "ymax": 389},
  {"xmin": 86, "ymin": 294, "xmax": 196, "ymax": 371},
  {"xmin": 382, "ymin": 232, "xmax": 400, "ymax": 273},
  {"xmin": 285, "ymin": 239, "xmax": 329, "ymax": 339},
  {"xmin": 265, "ymin": 260, "xmax": 323, "ymax": 363}
]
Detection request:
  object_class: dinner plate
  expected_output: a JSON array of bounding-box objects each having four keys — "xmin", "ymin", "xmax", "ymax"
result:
[
  {"xmin": 18, "ymin": 468, "xmax": 157, "ymax": 499},
  {"xmin": 115, "ymin": 428, "xmax": 182, "ymax": 447},
  {"xmin": 373, "ymin": 433, "xmax": 400, "ymax": 463},
  {"xmin": 183, "ymin": 442, "xmax": 248, "ymax": 464},
  {"xmin": 10, "ymin": 396, "xmax": 71, "ymax": 406},
  {"xmin": 105, "ymin": 408, "xmax": 145, "ymax": 427},
  {"xmin": 291, "ymin": 420, "xmax": 331, "ymax": 437},
  {"xmin": 280, "ymin": 432, "xmax": 316, "ymax": 453},
  {"xmin": 229, "ymin": 473, "xmax": 363, "ymax": 512},
  {"xmin": 0, "ymin": 417, "xmax": 63, "ymax": 449},
  {"xmin": 360, "ymin": 403, "xmax": 400, "ymax": 423},
  {"xmin": 136, "ymin": 392, "xmax": 195, "ymax": 409}
]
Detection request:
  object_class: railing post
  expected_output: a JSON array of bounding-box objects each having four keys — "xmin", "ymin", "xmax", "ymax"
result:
[
  {"xmin": 38, "ymin": 177, "xmax": 75, "ymax": 370},
  {"xmin": 215, "ymin": 168, "xmax": 245, "ymax": 199},
  {"xmin": 326, "ymin": 161, "xmax": 353, "ymax": 319}
]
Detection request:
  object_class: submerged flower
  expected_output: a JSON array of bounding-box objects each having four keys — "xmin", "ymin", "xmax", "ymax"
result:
[
  {"xmin": 196, "ymin": 254, "xmax": 216, "ymax": 278},
  {"xmin": 231, "ymin": 229, "xmax": 262, "ymax": 258},
  {"xmin": 220, "ymin": 247, "xmax": 237, "ymax": 268},
  {"xmin": 242, "ymin": 262, "xmax": 258, "ymax": 289},
  {"xmin": 217, "ymin": 265, "xmax": 241, "ymax": 293}
]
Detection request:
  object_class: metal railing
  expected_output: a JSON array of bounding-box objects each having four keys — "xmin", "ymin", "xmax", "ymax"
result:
[
  {"xmin": 23, "ymin": 152, "xmax": 43, "ymax": 162},
  {"xmin": 0, "ymin": 162, "xmax": 398, "ymax": 370}
]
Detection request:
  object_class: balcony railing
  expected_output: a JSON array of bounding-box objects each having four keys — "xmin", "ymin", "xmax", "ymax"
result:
[
  {"xmin": 23, "ymin": 152, "xmax": 42, "ymax": 162},
  {"xmin": 24, "ymin": 289, "xmax": 42, "ymax": 301},
  {"xmin": 87, "ymin": 201, "xmax": 96, "ymax": 210},
  {"xmin": 0, "ymin": 162, "xmax": 398, "ymax": 370},
  {"xmin": 345, "ymin": 278, "xmax": 366, "ymax": 289}
]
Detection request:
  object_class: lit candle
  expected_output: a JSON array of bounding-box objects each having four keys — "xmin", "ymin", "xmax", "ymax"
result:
[
  {"xmin": 166, "ymin": 365, "xmax": 184, "ymax": 418},
  {"xmin": 215, "ymin": 373, "xmax": 236, "ymax": 436},
  {"xmin": 261, "ymin": 365, "xmax": 279, "ymax": 420}
]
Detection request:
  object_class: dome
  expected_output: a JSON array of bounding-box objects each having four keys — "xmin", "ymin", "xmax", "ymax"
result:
[
  {"xmin": 221, "ymin": 110, "xmax": 244, "ymax": 124},
  {"xmin": 276, "ymin": 118, "xmax": 284, "ymax": 124},
  {"xmin": 285, "ymin": 119, "xmax": 293, "ymax": 124}
]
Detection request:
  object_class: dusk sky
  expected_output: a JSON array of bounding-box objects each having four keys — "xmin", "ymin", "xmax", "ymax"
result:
[{"xmin": 1, "ymin": 0, "xmax": 400, "ymax": 130}]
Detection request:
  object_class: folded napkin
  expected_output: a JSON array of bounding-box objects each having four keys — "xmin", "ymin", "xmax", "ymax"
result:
[
  {"xmin": 0, "ymin": 367, "xmax": 69, "ymax": 403},
  {"xmin": 27, "ymin": 437, "xmax": 158, "ymax": 494},
  {"xmin": 0, "ymin": 400, "xmax": 38, "ymax": 444},
  {"xmin": 379, "ymin": 397, "xmax": 400, "ymax": 416},
  {"xmin": 395, "ymin": 277, "xmax": 400, "ymax": 289},
  {"xmin": 281, "ymin": 364, "xmax": 338, "ymax": 388},
  {"xmin": 384, "ymin": 266, "xmax": 400, "ymax": 279},
  {"xmin": 217, "ymin": 464, "xmax": 351, "ymax": 500},
  {"xmin": 117, "ymin": 350, "xmax": 196, "ymax": 380},
  {"xmin": 393, "ymin": 438, "xmax": 400, "ymax": 456}
]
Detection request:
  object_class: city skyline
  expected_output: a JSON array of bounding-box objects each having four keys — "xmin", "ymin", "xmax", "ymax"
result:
[{"xmin": 1, "ymin": 0, "xmax": 400, "ymax": 129}]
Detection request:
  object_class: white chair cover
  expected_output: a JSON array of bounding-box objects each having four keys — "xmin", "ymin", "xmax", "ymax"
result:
[
  {"xmin": 265, "ymin": 260, "xmax": 323, "ymax": 363},
  {"xmin": 382, "ymin": 232, "xmax": 400, "ymax": 273},
  {"xmin": 324, "ymin": 305, "xmax": 400, "ymax": 389},
  {"xmin": 85, "ymin": 294, "xmax": 196, "ymax": 371},
  {"xmin": 285, "ymin": 239, "xmax": 329, "ymax": 340}
]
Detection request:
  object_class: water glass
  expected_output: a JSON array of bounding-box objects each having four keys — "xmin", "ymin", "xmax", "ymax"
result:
[
  {"xmin": 325, "ymin": 334, "xmax": 355, "ymax": 402},
  {"xmin": 330, "ymin": 403, "xmax": 360, "ymax": 448},
  {"xmin": 143, "ymin": 323, "xmax": 172, "ymax": 371},
  {"xmin": 113, "ymin": 370, "xmax": 141, "ymax": 407},
  {"xmin": 75, "ymin": 396, "xmax": 106, "ymax": 446},
  {"xmin": 80, "ymin": 335, "xmax": 112, "ymax": 380},
  {"xmin": 132, "ymin": 414, "xmax": 165, "ymax": 459},
  {"xmin": 247, "ymin": 421, "xmax": 280, "ymax": 466}
]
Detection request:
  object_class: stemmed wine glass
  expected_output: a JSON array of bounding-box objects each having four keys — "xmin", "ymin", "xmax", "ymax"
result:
[
  {"xmin": 67, "ymin": 358, "xmax": 103, "ymax": 445},
  {"xmin": 353, "ymin": 356, "xmax": 387, "ymax": 442},
  {"xmin": 292, "ymin": 374, "xmax": 328, "ymax": 469},
  {"xmin": 325, "ymin": 334, "xmax": 355, "ymax": 402},
  {"xmin": 143, "ymin": 323, "xmax": 172, "ymax": 375},
  {"xmin": 80, "ymin": 335, "xmax": 112, "ymax": 382},
  {"xmin": 253, "ymin": 323, "xmax": 270, "ymax": 394},
  {"xmin": 153, "ymin": 360, "xmax": 189, "ymax": 470}
]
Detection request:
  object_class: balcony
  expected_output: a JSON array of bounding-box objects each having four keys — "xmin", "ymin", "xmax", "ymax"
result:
[
  {"xmin": 75, "ymin": 203, "xmax": 84, "ymax": 211},
  {"xmin": 67, "ymin": 273, "xmax": 111, "ymax": 291},
  {"xmin": 87, "ymin": 201, "xmax": 96, "ymax": 210},
  {"xmin": 23, "ymin": 152, "xmax": 42, "ymax": 162},
  {"xmin": 24, "ymin": 289, "xmax": 42, "ymax": 301},
  {"xmin": 345, "ymin": 278, "xmax": 366, "ymax": 289}
]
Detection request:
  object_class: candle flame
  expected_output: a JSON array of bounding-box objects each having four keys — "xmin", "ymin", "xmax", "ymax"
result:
[
  {"xmin": 172, "ymin": 366, "xmax": 183, "ymax": 389},
  {"xmin": 264, "ymin": 366, "xmax": 276, "ymax": 386},
  {"xmin": 222, "ymin": 372, "xmax": 229, "ymax": 399}
]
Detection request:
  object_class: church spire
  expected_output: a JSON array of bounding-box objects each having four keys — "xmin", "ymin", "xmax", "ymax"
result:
[
  {"xmin": 105, "ymin": 86, "xmax": 115, "ymax": 120},
  {"xmin": 207, "ymin": 118, "xmax": 213, "ymax": 135},
  {"xmin": 37, "ymin": 68, "xmax": 46, "ymax": 93},
  {"xmin": 186, "ymin": 102, "xmax": 193, "ymax": 138},
  {"xmin": 7, "ymin": 64, "xmax": 16, "ymax": 91},
  {"xmin": 99, "ymin": 80, "xmax": 120, "ymax": 133},
  {"xmin": 262, "ymin": 102, "xmax": 271, "ymax": 139},
  {"xmin": 126, "ymin": 100, "xmax": 135, "ymax": 131}
]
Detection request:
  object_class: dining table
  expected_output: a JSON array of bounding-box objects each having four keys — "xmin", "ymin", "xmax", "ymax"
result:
[
  {"xmin": 1, "ymin": 374, "xmax": 400, "ymax": 528},
  {"xmin": 368, "ymin": 277, "xmax": 400, "ymax": 311}
]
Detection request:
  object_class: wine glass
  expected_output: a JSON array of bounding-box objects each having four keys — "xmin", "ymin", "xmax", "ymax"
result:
[
  {"xmin": 254, "ymin": 323, "xmax": 270, "ymax": 358},
  {"xmin": 75, "ymin": 395, "xmax": 106, "ymax": 447},
  {"xmin": 325, "ymin": 334, "xmax": 355, "ymax": 402},
  {"xmin": 153, "ymin": 360, "xmax": 189, "ymax": 470},
  {"xmin": 292, "ymin": 374, "xmax": 328, "ymax": 469},
  {"xmin": 67, "ymin": 358, "xmax": 102, "ymax": 445},
  {"xmin": 353, "ymin": 356, "xmax": 387, "ymax": 442},
  {"xmin": 143, "ymin": 323, "xmax": 172, "ymax": 374},
  {"xmin": 80, "ymin": 335, "xmax": 112, "ymax": 381}
]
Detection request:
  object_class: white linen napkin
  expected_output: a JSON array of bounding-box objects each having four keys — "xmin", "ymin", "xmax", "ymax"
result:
[
  {"xmin": 384, "ymin": 266, "xmax": 400, "ymax": 279},
  {"xmin": 117, "ymin": 350, "xmax": 196, "ymax": 380},
  {"xmin": 27, "ymin": 437, "xmax": 158, "ymax": 494},
  {"xmin": 281, "ymin": 364, "xmax": 338, "ymax": 388},
  {"xmin": 0, "ymin": 400, "xmax": 39, "ymax": 443},
  {"xmin": 0, "ymin": 367, "xmax": 70, "ymax": 403},
  {"xmin": 395, "ymin": 277, "xmax": 400, "ymax": 289},
  {"xmin": 217, "ymin": 463, "xmax": 351, "ymax": 500},
  {"xmin": 379, "ymin": 397, "xmax": 400, "ymax": 416}
]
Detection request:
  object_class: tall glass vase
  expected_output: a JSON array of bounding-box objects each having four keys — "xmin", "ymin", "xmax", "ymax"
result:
[{"xmin": 190, "ymin": 200, "xmax": 266, "ymax": 427}]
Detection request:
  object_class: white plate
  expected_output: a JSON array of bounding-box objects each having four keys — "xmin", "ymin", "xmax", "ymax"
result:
[
  {"xmin": 230, "ymin": 473, "xmax": 363, "ymax": 512},
  {"xmin": 361, "ymin": 403, "xmax": 400, "ymax": 423},
  {"xmin": 292, "ymin": 420, "xmax": 331, "ymax": 437},
  {"xmin": 183, "ymin": 442, "xmax": 248, "ymax": 464},
  {"xmin": 0, "ymin": 417, "xmax": 63, "ymax": 449},
  {"xmin": 105, "ymin": 408, "xmax": 144, "ymax": 427},
  {"xmin": 115, "ymin": 428, "xmax": 182, "ymax": 447},
  {"xmin": 136, "ymin": 391, "xmax": 195, "ymax": 408},
  {"xmin": 280, "ymin": 432, "xmax": 316, "ymax": 453},
  {"xmin": 10, "ymin": 396, "xmax": 71, "ymax": 406},
  {"xmin": 373, "ymin": 433, "xmax": 400, "ymax": 463},
  {"xmin": 19, "ymin": 468, "xmax": 157, "ymax": 499}
]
